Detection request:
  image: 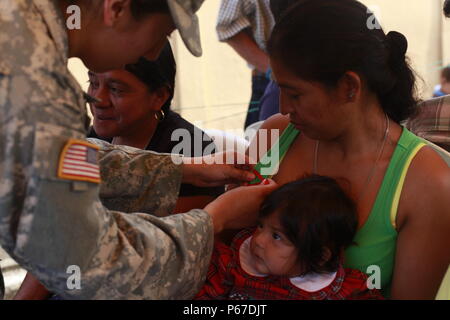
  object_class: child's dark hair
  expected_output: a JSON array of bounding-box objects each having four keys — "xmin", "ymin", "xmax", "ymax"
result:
[
  {"xmin": 259, "ymin": 175, "xmax": 357, "ymax": 275},
  {"xmin": 267, "ymin": 0, "xmax": 420, "ymax": 124},
  {"xmin": 125, "ymin": 42, "xmax": 176, "ymax": 113}
]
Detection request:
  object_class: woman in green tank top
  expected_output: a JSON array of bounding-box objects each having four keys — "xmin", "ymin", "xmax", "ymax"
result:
[{"xmin": 248, "ymin": 0, "xmax": 450, "ymax": 299}]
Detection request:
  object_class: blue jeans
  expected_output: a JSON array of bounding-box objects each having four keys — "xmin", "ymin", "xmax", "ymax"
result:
[
  {"xmin": 259, "ymin": 80, "xmax": 280, "ymax": 121},
  {"xmin": 244, "ymin": 74, "xmax": 270, "ymax": 129}
]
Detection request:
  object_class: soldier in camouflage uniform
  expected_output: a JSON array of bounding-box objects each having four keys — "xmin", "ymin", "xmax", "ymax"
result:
[{"xmin": 0, "ymin": 0, "xmax": 276, "ymax": 299}]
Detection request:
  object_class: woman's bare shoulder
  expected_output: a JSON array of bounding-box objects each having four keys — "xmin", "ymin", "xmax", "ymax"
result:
[
  {"xmin": 247, "ymin": 114, "xmax": 292, "ymax": 163},
  {"xmin": 402, "ymin": 145, "xmax": 450, "ymax": 220},
  {"xmin": 259, "ymin": 113, "xmax": 291, "ymax": 132},
  {"xmin": 409, "ymin": 146, "xmax": 450, "ymax": 190},
  {"xmin": 392, "ymin": 146, "xmax": 450, "ymax": 299}
]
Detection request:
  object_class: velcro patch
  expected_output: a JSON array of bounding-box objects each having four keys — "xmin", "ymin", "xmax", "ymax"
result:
[{"xmin": 57, "ymin": 139, "xmax": 101, "ymax": 184}]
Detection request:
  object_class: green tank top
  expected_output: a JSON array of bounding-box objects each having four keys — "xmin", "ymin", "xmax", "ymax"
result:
[{"xmin": 250, "ymin": 123, "xmax": 427, "ymax": 297}]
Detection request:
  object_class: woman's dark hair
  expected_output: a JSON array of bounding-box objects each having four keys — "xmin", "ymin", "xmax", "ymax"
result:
[
  {"xmin": 269, "ymin": 0, "xmax": 298, "ymax": 21},
  {"xmin": 259, "ymin": 175, "xmax": 358, "ymax": 275},
  {"xmin": 125, "ymin": 42, "xmax": 176, "ymax": 113},
  {"xmin": 268, "ymin": 0, "xmax": 419, "ymax": 123}
]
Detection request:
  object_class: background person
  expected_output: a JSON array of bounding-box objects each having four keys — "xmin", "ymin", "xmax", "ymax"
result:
[
  {"xmin": 406, "ymin": 96, "xmax": 450, "ymax": 153},
  {"xmin": 216, "ymin": 0, "xmax": 274, "ymax": 129},
  {"xmin": 433, "ymin": 65, "xmax": 450, "ymax": 97},
  {"xmin": 87, "ymin": 43, "xmax": 224, "ymax": 214}
]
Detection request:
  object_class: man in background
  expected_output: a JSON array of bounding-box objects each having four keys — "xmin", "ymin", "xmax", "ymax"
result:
[
  {"xmin": 216, "ymin": 0, "xmax": 274, "ymax": 129},
  {"xmin": 433, "ymin": 65, "xmax": 450, "ymax": 97}
]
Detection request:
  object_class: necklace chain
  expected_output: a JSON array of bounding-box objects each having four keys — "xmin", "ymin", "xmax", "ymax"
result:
[{"xmin": 313, "ymin": 113, "xmax": 390, "ymax": 202}]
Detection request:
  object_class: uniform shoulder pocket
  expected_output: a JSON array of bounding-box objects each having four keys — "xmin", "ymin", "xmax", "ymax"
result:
[{"xmin": 32, "ymin": 122, "xmax": 100, "ymax": 185}]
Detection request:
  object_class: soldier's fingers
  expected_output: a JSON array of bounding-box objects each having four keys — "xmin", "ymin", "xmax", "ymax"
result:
[
  {"xmin": 234, "ymin": 163, "xmax": 253, "ymax": 171},
  {"xmin": 224, "ymin": 166, "xmax": 255, "ymax": 184}
]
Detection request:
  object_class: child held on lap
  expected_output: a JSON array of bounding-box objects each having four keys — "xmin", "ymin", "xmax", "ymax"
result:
[{"xmin": 195, "ymin": 175, "xmax": 383, "ymax": 300}]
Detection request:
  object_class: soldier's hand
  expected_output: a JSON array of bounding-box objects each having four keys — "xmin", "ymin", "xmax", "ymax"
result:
[
  {"xmin": 182, "ymin": 152, "xmax": 256, "ymax": 187},
  {"xmin": 204, "ymin": 179, "xmax": 278, "ymax": 234}
]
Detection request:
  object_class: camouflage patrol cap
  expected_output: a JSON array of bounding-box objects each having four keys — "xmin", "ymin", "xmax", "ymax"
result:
[{"xmin": 167, "ymin": 0, "xmax": 205, "ymax": 57}]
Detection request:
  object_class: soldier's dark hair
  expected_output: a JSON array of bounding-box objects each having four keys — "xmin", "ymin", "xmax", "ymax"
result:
[
  {"xmin": 65, "ymin": 0, "xmax": 170, "ymax": 19},
  {"xmin": 444, "ymin": 0, "xmax": 450, "ymax": 17},
  {"xmin": 268, "ymin": 0, "xmax": 420, "ymax": 123},
  {"xmin": 259, "ymin": 175, "xmax": 357, "ymax": 276},
  {"xmin": 125, "ymin": 42, "xmax": 176, "ymax": 113},
  {"xmin": 130, "ymin": 0, "xmax": 170, "ymax": 19}
]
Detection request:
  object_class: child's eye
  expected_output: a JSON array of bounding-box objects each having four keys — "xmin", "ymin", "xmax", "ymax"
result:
[
  {"xmin": 272, "ymin": 232, "xmax": 281, "ymax": 240},
  {"xmin": 257, "ymin": 222, "xmax": 263, "ymax": 229}
]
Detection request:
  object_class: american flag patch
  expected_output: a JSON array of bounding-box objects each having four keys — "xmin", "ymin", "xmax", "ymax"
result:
[{"xmin": 57, "ymin": 139, "xmax": 101, "ymax": 184}]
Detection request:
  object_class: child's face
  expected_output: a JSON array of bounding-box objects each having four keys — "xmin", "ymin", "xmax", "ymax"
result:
[{"xmin": 249, "ymin": 212, "xmax": 303, "ymax": 277}]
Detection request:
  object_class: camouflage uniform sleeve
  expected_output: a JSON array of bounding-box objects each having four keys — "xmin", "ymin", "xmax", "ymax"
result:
[
  {"xmin": 0, "ymin": 0, "xmax": 214, "ymax": 300},
  {"xmin": 88, "ymin": 138, "xmax": 183, "ymax": 217}
]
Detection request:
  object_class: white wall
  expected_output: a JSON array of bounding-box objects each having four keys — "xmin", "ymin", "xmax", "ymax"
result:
[{"xmin": 170, "ymin": 0, "xmax": 251, "ymax": 136}]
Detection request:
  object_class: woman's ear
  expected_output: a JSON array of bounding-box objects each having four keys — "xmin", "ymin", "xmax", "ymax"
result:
[
  {"xmin": 103, "ymin": 0, "xmax": 132, "ymax": 27},
  {"xmin": 338, "ymin": 71, "xmax": 362, "ymax": 103},
  {"xmin": 148, "ymin": 87, "xmax": 170, "ymax": 111}
]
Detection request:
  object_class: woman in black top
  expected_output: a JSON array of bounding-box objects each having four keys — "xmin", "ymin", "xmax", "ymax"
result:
[{"xmin": 88, "ymin": 43, "xmax": 223, "ymax": 213}]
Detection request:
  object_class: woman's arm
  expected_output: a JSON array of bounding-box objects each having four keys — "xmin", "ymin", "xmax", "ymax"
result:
[{"xmin": 391, "ymin": 147, "xmax": 450, "ymax": 299}]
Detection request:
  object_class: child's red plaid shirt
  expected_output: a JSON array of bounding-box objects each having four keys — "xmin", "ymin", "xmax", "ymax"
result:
[{"xmin": 195, "ymin": 229, "xmax": 383, "ymax": 300}]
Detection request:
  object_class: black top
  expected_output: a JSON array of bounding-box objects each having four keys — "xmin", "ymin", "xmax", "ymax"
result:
[{"xmin": 88, "ymin": 110, "xmax": 224, "ymax": 197}]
